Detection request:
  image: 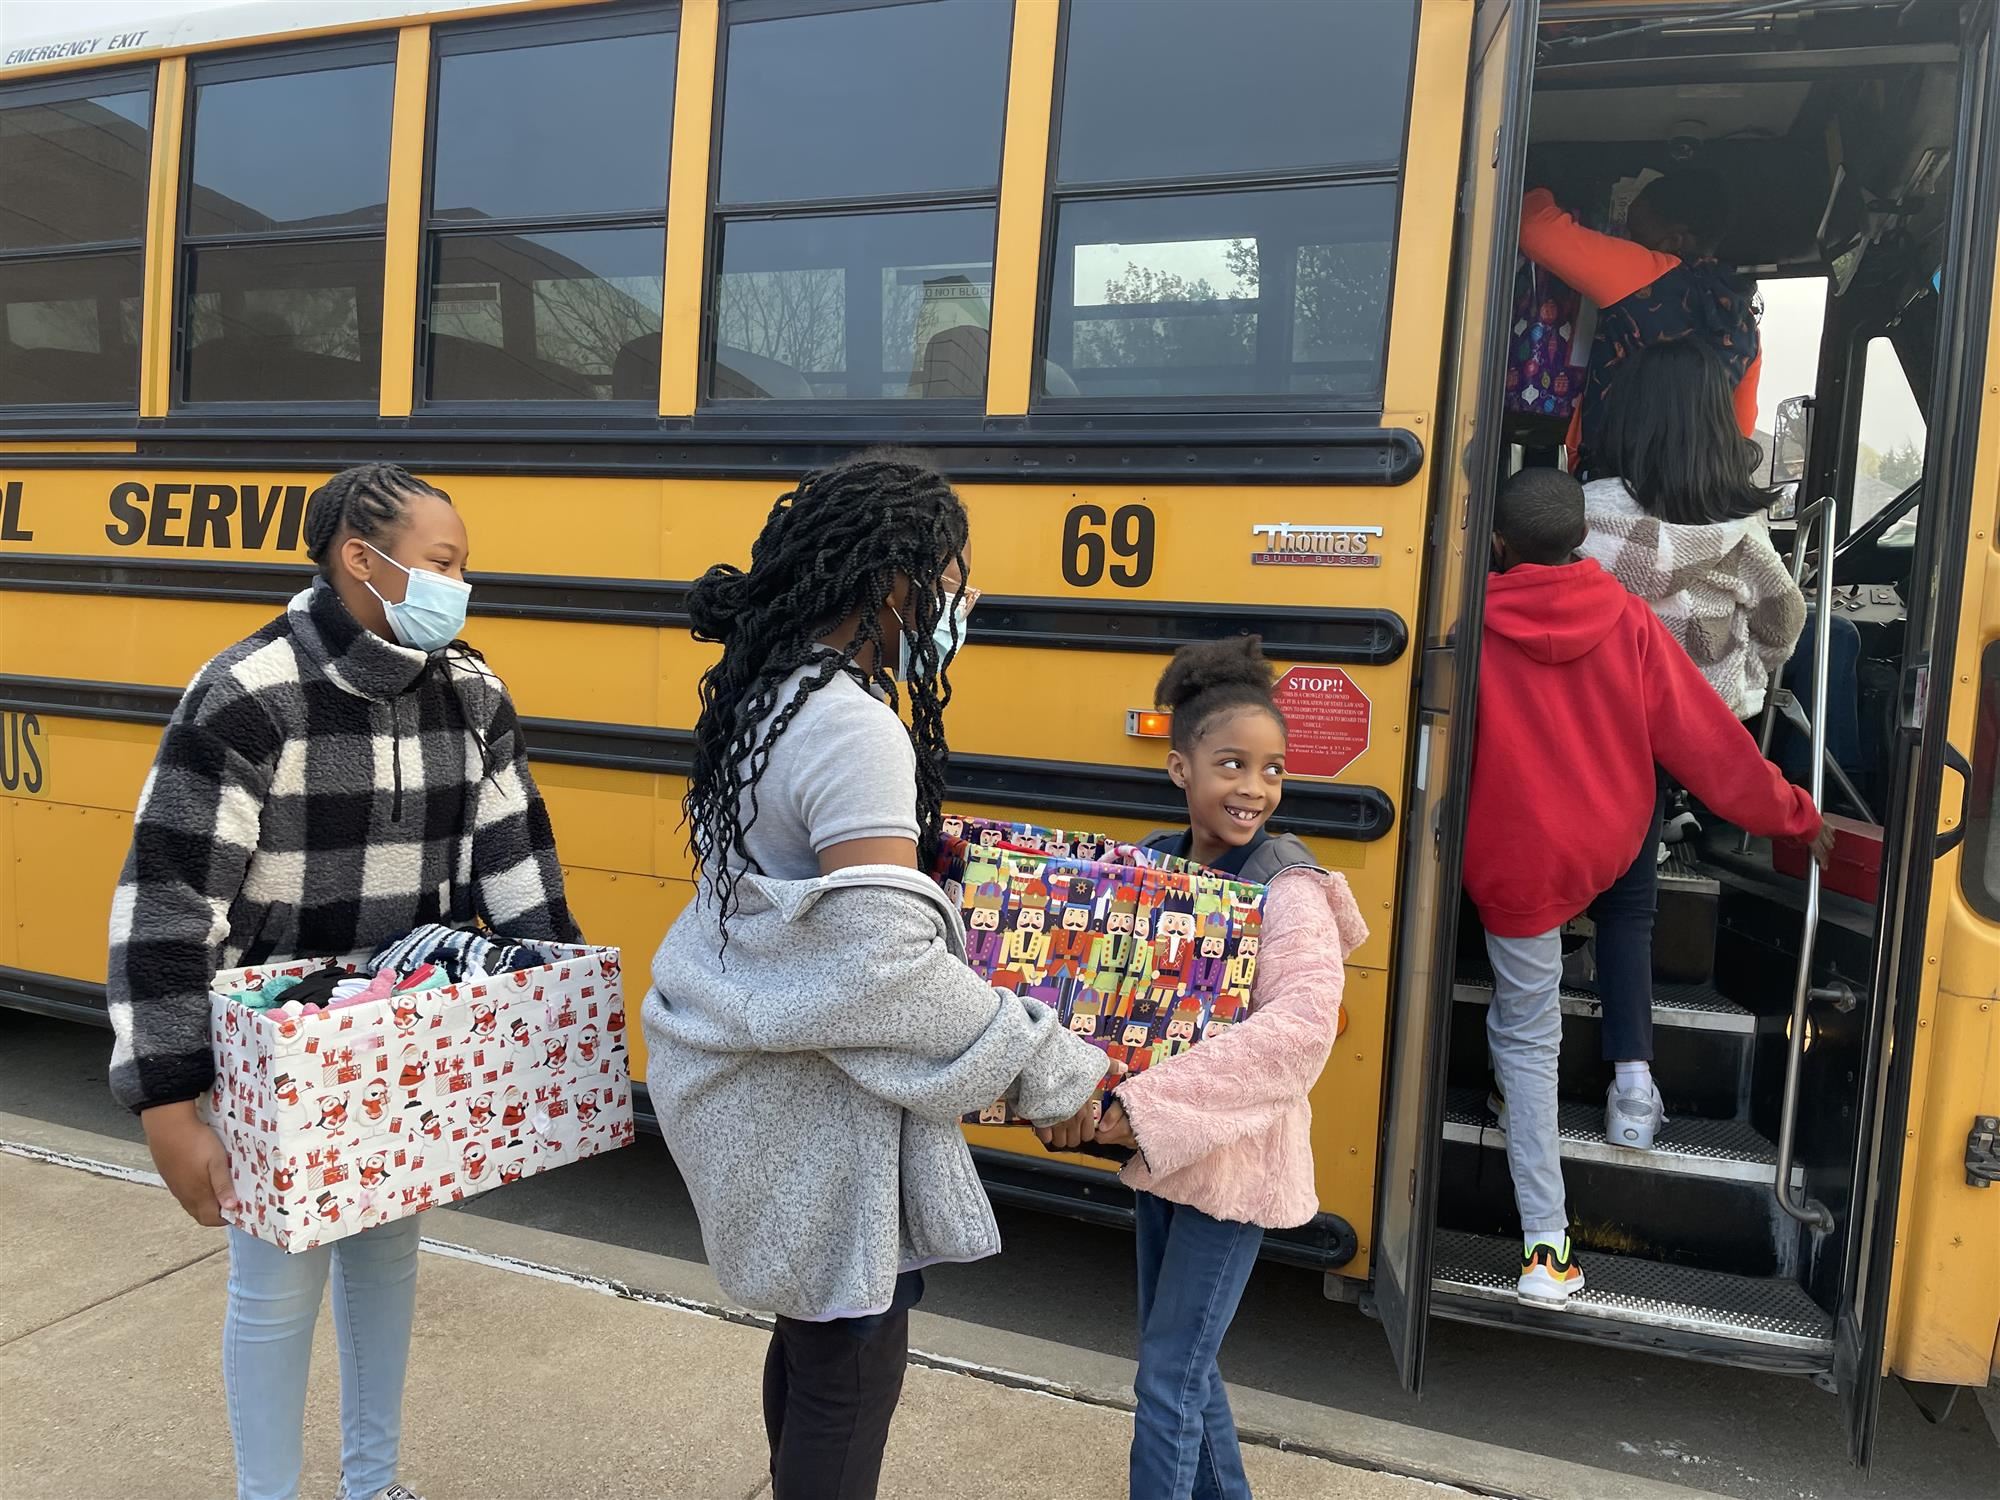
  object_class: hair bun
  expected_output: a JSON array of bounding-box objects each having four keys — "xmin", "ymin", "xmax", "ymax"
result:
[
  {"xmin": 1155, "ymin": 635, "xmax": 1273, "ymax": 711},
  {"xmin": 687, "ymin": 564, "xmax": 751, "ymax": 643}
]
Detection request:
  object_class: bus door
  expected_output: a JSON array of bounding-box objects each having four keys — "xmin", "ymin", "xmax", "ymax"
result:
[
  {"xmin": 1839, "ymin": 4, "xmax": 2000, "ymax": 1465},
  {"xmin": 1371, "ymin": 0, "xmax": 1536, "ymax": 1392}
]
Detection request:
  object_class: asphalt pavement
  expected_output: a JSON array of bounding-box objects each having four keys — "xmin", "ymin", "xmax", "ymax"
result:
[{"xmin": 5, "ymin": 1009, "xmax": 1995, "ymax": 1499}]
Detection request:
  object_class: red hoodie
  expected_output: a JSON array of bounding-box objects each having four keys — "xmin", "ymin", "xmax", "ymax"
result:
[{"xmin": 1465, "ymin": 559, "xmax": 1820, "ymax": 937}]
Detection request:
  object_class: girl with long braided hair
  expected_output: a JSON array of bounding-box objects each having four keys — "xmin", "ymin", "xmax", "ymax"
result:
[
  {"xmin": 110, "ymin": 462, "xmax": 577, "ymax": 1500},
  {"xmin": 643, "ymin": 450, "xmax": 1107, "ymax": 1500}
]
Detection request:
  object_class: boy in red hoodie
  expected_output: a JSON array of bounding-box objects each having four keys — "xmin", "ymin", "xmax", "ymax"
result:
[{"xmin": 1463, "ymin": 468, "xmax": 1829, "ymax": 1307}]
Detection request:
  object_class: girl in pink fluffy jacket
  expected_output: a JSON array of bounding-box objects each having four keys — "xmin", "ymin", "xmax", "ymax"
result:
[{"xmin": 1095, "ymin": 636, "xmax": 1367, "ymax": 1500}]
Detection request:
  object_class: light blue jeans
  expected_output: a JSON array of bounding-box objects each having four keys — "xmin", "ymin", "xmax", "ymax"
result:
[
  {"xmin": 1131, "ymin": 1192, "xmax": 1265, "ymax": 1500},
  {"xmin": 224, "ymin": 1218, "xmax": 421, "ymax": 1500},
  {"xmin": 1484, "ymin": 928, "xmax": 1569, "ymax": 1235}
]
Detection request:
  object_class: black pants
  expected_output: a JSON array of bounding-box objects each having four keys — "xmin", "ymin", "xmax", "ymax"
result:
[
  {"xmin": 760, "ymin": 1273, "xmax": 921, "ymax": 1500},
  {"xmin": 1592, "ymin": 784, "xmax": 1666, "ymax": 1063}
]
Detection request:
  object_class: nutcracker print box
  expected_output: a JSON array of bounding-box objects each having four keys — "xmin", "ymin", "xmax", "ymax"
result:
[
  {"xmin": 933, "ymin": 819, "xmax": 1265, "ymax": 1125},
  {"xmin": 198, "ymin": 945, "xmax": 635, "ymax": 1251}
]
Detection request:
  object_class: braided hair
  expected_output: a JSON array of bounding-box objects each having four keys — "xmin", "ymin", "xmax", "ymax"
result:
[
  {"xmin": 1156, "ymin": 636, "xmax": 1286, "ymax": 753},
  {"xmin": 302, "ymin": 462, "xmax": 452, "ymax": 576},
  {"xmin": 302, "ymin": 462, "xmax": 500, "ymax": 780},
  {"xmin": 685, "ymin": 449, "xmax": 970, "ymax": 934}
]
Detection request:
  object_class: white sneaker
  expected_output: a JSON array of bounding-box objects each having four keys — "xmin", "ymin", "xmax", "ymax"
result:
[
  {"xmin": 1606, "ymin": 1078, "xmax": 1667, "ymax": 1150},
  {"xmin": 1518, "ymin": 1236, "xmax": 1586, "ymax": 1307}
]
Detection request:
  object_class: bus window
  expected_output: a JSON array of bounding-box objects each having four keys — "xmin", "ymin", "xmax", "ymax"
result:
[
  {"xmin": 1049, "ymin": 185, "xmax": 1396, "ymax": 401},
  {"xmin": 424, "ymin": 8, "xmax": 677, "ymax": 404},
  {"xmin": 1054, "ymin": 0, "xmax": 1415, "ymax": 184},
  {"xmin": 0, "ymin": 71, "xmax": 151, "ymax": 407},
  {"xmin": 1750, "ymin": 276, "xmax": 1828, "ymax": 499},
  {"xmin": 1965, "ymin": 643, "xmax": 2000, "ymax": 922},
  {"xmin": 1855, "ymin": 335, "xmax": 1926, "ymax": 539},
  {"xmin": 182, "ymin": 44, "xmax": 394, "ymax": 404},
  {"xmin": 1038, "ymin": 0, "xmax": 1414, "ymax": 407},
  {"xmin": 708, "ymin": 0, "xmax": 1011, "ymax": 403}
]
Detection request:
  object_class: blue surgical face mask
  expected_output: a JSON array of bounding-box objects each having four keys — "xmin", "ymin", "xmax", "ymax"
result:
[
  {"xmin": 365, "ymin": 544, "xmax": 471, "ymax": 654},
  {"xmin": 894, "ymin": 589, "xmax": 973, "ymax": 680}
]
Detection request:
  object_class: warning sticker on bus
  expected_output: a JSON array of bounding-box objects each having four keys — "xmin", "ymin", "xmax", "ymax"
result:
[{"xmin": 1272, "ymin": 666, "xmax": 1369, "ymax": 779}]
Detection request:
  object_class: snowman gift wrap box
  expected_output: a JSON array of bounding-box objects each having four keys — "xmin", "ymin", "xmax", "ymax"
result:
[{"xmin": 198, "ymin": 944, "xmax": 635, "ymax": 1251}]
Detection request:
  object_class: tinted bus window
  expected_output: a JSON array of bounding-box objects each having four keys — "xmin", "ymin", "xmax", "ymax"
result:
[
  {"xmin": 187, "ymin": 62, "xmax": 392, "ymax": 236},
  {"xmin": 714, "ymin": 208, "xmax": 995, "ymax": 399},
  {"xmin": 182, "ymin": 46, "xmax": 393, "ymax": 404},
  {"xmin": 1048, "ymin": 184, "xmax": 1395, "ymax": 401},
  {"xmin": 429, "ymin": 229, "xmax": 665, "ymax": 401},
  {"xmin": 424, "ymin": 9, "xmax": 676, "ymax": 404},
  {"xmin": 1965, "ymin": 642, "xmax": 2000, "ymax": 922},
  {"xmin": 708, "ymin": 0, "xmax": 1010, "ymax": 404},
  {"xmin": 1057, "ymin": 0, "xmax": 1417, "ymax": 185},
  {"xmin": 719, "ymin": 0, "xmax": 1010, "ymax": 206},
  {"xmin": 0, "ymin": 83, "xmax": 151, "ymax": 249},
  {"xmin": 432, "ymin": 28, "xmax": 676, "ymax": 223},
  {"xmin": 0, "ymin": 72, "xmax": 151, "ymax": 407},
  {"xmin": 1039, "ymin": 0, "xmax": 1414, "ymax": 408},
  {"xmin": 185, "ymin": 239, "xmax": 385, "ymax": 403}
]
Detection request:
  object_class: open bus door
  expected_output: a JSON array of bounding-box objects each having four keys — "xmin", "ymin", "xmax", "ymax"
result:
[
  {"xmin": 1838, "ymin": 1, "xmax": 1999, "ymax": 1466},
  {"xmin": 1371, "ymin": 0, "xmax": 1536, "ymax": 1392}
]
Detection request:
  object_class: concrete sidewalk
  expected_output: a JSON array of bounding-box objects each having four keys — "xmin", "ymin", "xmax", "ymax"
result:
[{"xmin": 1, "ymin": 1150, "xmax": 1451, "ymax": 1500}]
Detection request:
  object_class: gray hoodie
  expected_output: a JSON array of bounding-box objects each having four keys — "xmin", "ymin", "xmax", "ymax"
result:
[{"xmin": 641, "ymin": 862, "xmax": 1106, "ymax": 1321}]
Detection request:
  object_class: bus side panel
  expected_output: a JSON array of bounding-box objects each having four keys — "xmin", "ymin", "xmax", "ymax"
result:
[
  {"xmin": 0, "ymin": 461, "xmax": 1418, "ymax": 1265},
  {"xmin": 1885, "ymin": 232, "xmax": 2000, "ymax": 1381}
]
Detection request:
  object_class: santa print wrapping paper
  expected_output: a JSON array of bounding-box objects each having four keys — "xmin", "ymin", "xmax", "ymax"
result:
[
  {"xmin": 931, "ymin": 819, "xmax": 1265, "ymax": 1126},
  {"xmin": 198, "ymin": 945, "xmax": 635, "ymax": 1252}
]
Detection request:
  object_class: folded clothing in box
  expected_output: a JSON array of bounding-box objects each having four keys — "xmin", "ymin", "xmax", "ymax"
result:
[
  {"xmin": 199, "ymin": 943, "xmax": 634, "ymax": 1251},
  {"xmin": 933, "ymin": 820, "xmax": 1264, "ymax": 1125}
]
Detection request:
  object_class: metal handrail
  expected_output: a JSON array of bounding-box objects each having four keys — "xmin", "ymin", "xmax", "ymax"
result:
[
  {"xmin": 1773, "ymin": 501, "xmax": 1836, "ymax": 1233},
  {"xmin": 1742, "ymin": 497, "xmax": 1831, "ymax": 851}
]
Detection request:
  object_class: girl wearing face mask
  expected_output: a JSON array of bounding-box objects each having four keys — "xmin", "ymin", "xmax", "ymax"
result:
[
  {"xmin": 108, "ymin": 462, "xmax": 579, "ymax": 1500},
  {"xmin": 643, "ymin": 449, "xmax": 1106, "ymax": 1500}
]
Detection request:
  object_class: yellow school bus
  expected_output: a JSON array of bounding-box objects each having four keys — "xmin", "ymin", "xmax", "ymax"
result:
[{"xmin": 1, "ymin": 0, "xmax": 1993, "ymax": 1461}]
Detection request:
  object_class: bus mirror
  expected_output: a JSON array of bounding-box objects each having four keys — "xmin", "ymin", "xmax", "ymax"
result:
[{"xmin": 1768, "ymin": 394, "xmax": 1812, "ymax": 487}]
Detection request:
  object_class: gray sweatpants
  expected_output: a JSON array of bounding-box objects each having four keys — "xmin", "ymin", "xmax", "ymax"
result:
[{"xmin": 1484, "ymin": 928, "xmax": 1569, "ymax": 1236}]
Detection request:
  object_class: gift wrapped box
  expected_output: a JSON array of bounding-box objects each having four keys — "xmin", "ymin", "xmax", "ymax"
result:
[
  {"xmin": 198, "ymin": 944, "xmax": 635, "ymax": 1251},
  {"xmin": 935, "ymin": 821, "xmax": 1264, "ymax": 1125}
]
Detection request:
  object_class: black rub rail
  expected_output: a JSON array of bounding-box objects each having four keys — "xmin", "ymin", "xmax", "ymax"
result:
[
  {"xmin": 0, "ymin": 419, "xmax": 1425, "ymax": 485},
  {"xmin": 0, "ymin": 674, "xmax": 1396, "ymax": 842},
  {"xmin": 0, "ymin": 555, "xmax": 1410, "ymax": 667}
]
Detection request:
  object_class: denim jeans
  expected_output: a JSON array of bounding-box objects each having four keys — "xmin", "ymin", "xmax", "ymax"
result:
[
  {"xmin": 1131, "ymin": 1192, "xmax": 1265, "ymax": 1500},
  {"xmin": 1483, "ymin": 928, "xmax": 1568, "ymax": 1235},
  {"xmin": 1591, "ymin": 785, "xmax": 1665, "ymax": 1063},
  {"xmin": 224, "ymin": 1217, "xmax": 421, "ymax": 1500}
]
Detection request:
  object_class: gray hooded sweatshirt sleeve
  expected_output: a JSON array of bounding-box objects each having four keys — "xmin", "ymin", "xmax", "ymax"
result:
[{"xmin": 642, "ymin": 863, "xmax": 1105, "ymax": 1321}]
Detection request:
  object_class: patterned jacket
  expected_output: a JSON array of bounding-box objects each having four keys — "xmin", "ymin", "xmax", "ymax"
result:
[
  {"xmin": 108, "ymin": 581, "xmax": 579, "ymax": 1113},
  {"xmin": 1579, "ymin": 478, "xmax": 1806, "ymax": 718}
]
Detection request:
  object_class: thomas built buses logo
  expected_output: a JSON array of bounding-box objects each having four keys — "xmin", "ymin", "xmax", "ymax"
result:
[{"xmin": 1250, "ymin": 523, "xmax": 1382, "ymax": 567}]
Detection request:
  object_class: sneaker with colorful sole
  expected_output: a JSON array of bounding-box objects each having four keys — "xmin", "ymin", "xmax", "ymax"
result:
[{"xmin": 1518, "ymin": 1237, "xmax": 1586, "ymax": 1307}]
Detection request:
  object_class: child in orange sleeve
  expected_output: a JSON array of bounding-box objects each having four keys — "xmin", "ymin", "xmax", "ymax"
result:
[{"xmin": 1519, "ymin": 172, "xmax": 1762, "ymax": 472}]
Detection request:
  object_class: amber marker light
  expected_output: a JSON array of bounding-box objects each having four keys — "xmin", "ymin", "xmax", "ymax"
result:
[{"xmin": 1126, "ymin": 710, "xmax": 1171, "ymax": 738}]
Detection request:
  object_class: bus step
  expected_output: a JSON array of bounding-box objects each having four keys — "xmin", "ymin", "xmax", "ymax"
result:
[
  {"xmin": 1430, "ymin": 1229, "xmax": 1832, "ymax": 1369},
  {"xmin": 1441, "ymin": 1086, "xmax": 1795, "ymax": 1185},
  {"xmin": 1451, "ymin": 978, "xmax": 1754, "ymax": 1034},
  {"xmin": 1449, "ymin": 979, "xmax": 1753, "ymax": 1120}
]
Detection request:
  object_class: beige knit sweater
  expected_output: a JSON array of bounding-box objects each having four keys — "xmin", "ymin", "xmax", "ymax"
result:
[{"xmin": 1579, "ymin": 478, "xmax": 1806, "ymax": 718}]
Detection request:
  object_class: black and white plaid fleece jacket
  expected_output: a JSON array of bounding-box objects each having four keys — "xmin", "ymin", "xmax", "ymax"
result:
[{"xmin": 108, "ymin": 580, "xmax": 580, "ymax": 1112}]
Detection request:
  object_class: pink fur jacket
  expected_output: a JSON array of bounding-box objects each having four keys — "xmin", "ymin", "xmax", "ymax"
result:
[{"xmin": 1114, "ymin": 866, "xmax": 1367, "ymax": 1229}]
